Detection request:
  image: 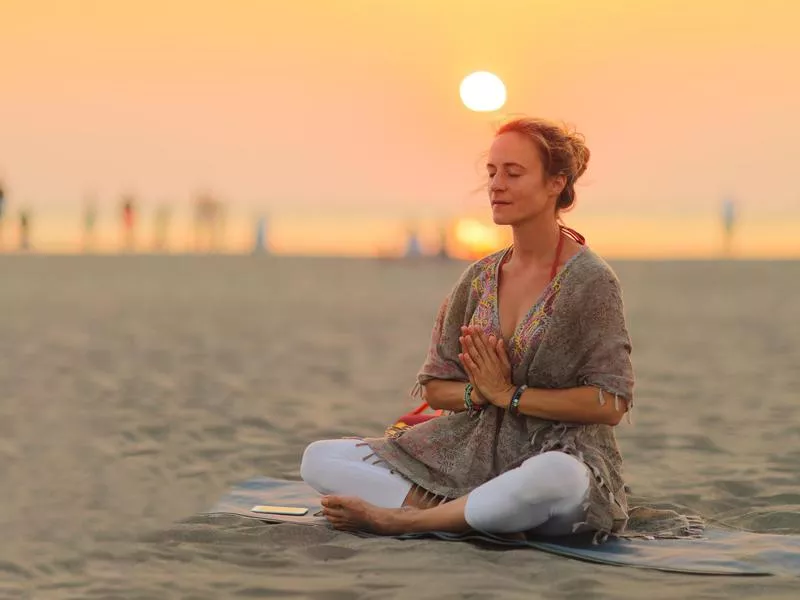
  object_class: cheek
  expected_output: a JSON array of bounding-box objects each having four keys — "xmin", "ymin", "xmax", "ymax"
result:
[{"xmin": 515, "ymin": 178, "xmax": 544, "ymax": 198}]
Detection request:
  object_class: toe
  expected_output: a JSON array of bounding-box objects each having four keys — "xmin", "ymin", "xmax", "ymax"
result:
[{"xmin": 322, "ymin": 495, "xmax": 344, "ymax": 508}]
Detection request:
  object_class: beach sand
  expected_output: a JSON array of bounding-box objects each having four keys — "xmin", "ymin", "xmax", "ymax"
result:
[{"xmin": 1, "ymin": 255, "xmax": 798, "ymax": 599}]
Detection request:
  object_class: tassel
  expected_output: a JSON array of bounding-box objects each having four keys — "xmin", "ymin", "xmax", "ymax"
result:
[
  {"xmin": 572, "ymin": 521, "xmax": 587, "ymax": 533},
  {"xmin": 420, "ymin": 489, "xmax": 430, "ymax": 505}
]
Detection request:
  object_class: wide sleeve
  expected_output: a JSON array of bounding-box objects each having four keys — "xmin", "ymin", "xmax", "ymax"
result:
[
  {"xmin": 574, "ymin": 272, "xmax": 635, "ymax": 406},
  {"xmin": 415, "ymin": 262, "xmax": 481, "ymax": 387}
]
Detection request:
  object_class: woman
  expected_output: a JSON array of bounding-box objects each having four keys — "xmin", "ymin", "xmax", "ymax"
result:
[{"xmin": 300, "ymin": 117, "xmax": 695, "ymax": 543}]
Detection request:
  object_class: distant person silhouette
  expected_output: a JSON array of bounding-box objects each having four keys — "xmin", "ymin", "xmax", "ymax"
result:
[
  {"xmin": 437, "ymin": 224, "xmax": 449, "ymax": 259},
  {"xmin": 83, "ymin": 198, "xmax": 97, "ymax": 252},
  {"xmin": 404, "ymin": 224, "xmax": 422, "ymax": 258},
  {"xmin": 19, "ymin": 209, "xmax": 30, "ymax": 251},
  {"xmin": 121, "ymin": 196, "xmax": 136, "ymax": 251},
  {"xmin": 721, "ymin": 198, "xmax": 737, "ymax": 257},
  {"xmin": 253, "ymin": 215, "xmax": 268, "ymax": 254}
]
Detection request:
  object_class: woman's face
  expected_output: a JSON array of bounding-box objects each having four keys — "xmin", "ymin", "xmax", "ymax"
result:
[{"xmin": 486, "ymin": 131, "xmax": 565, "ymax": 226}]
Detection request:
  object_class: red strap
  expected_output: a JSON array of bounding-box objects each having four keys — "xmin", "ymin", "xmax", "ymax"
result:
[
  {"xmin": 549, "ymin": 230, "xmax": 565, "ymax": 280},
  {"xmin": 410, "ymin": 401, "xmax": 428, "ymax": 415},
  {"xmin": 410, "ymin": 400, "xmax": 443, "ymax": 416},
  {"xmin": 550, "ymin": 225, "xmax": 586, "ymax": 279},
  {"xmin": 559, "ymin": 224, "xmax": 586, "ymax": 245}
]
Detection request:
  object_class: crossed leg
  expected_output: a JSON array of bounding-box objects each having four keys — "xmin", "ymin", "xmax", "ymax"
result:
[{"xmin": 300, "ymin": 439, "xmax": 589, "ymax": 536}]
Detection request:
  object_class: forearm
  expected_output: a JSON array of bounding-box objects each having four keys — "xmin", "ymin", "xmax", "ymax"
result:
[
  {"xmin": 496, "ymin": 385, "xmax": 629, "ymax": 426},
  {"xmin": 421, "ymin": 380, "xmax": 469, "ymax": 412}
]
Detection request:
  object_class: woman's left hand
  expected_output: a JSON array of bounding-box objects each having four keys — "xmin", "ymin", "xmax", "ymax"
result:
[{"xmin": 459, "ymin": 326, "xmax": 514, "ymax": 407}]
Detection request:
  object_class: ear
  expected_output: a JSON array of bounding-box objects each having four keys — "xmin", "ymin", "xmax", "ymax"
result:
[{"xmin": 547, "ymin": 174, "xmax": 567, "ymax": 197}]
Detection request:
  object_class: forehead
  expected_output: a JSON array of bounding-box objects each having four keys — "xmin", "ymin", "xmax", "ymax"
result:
[{"xmin": 487, "ymin": 131, "xmax": 541, "ymax": 167}]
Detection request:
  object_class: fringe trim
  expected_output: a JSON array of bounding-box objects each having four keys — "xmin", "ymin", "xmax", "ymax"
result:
[
  {"xmin": 595, "ymin": 386, "xmax": 634, "ymax": 425},
  {"xmin": 405, "ymin": 484, "xmax": 452, "ymax": 508},
  {"xmin": 617, "ymin": 514, "xmax": 706, "ymax": 541},
  {"xmin": 530, "ymin": 426, "xmax": 636, "ymax": 541}
]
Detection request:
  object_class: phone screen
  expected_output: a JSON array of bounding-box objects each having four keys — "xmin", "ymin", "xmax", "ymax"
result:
[{"xmin": 251, "ymin": 504, "xmax": 310, "ymax": 516}]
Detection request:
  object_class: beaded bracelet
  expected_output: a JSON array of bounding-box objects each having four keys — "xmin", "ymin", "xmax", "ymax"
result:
[
  {"xmin": 509, "ymin": 384, "xmax": 528, "ymax": 416},
  {"xmin": 464, "ymin": 383, "xmax": 482, "ymax": 416}
]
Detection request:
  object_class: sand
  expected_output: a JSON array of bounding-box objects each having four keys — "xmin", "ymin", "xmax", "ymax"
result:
[{"xmin": 1, "ymin": 254, "xmax": 798, "ymax": 599}]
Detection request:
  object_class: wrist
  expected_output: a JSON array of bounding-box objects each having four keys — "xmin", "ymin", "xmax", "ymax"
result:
[
  {"xmin": 464, "ymin": 383, "xmax": 484, "ymax": 414},
  {"xmin": 491, "ymin": 384, "xmax": 516, "ymax": 408},
  {"xmin": 508, "ymin": 384, "xmax": 528, "ymax": 416}
]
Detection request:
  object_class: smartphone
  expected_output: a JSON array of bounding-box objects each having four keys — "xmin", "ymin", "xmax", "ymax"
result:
[{"xmin": 251, "ymin": 504, "xmax": 309, "ymax": 516}]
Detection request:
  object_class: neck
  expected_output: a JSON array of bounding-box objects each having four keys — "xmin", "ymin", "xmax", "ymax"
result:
[{"xmin": 508, "ymin": 214, "xmax": 561, "ymax": 267}]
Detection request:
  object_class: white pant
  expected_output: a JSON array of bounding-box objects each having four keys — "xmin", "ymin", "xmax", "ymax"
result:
[{"xmin": 300, "ymin": 438, "xmax": 590, "ymax": 536}]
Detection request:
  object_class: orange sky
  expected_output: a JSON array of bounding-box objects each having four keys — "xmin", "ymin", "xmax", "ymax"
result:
[{"xmin": 1, "ymin": 0, "xmax": 799, "ymax": 257}]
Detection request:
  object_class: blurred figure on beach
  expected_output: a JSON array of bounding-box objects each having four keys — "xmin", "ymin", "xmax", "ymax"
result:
[
  {"xmin": 193, "ymin": 191, "xmax": 225, "ymax": 253},
  {"xmin": 403, "ymin": 223, "xmax": 422, "ymax": 258},
  {"xmin": 436, "ymin": 222, "xmax": 450, "ymax": 259},
  {"xmin": 121, "ymin": 194, "xmax": 136, "ymax": 252},
  {"xmin": 82, "ymin": 196, "xmax": 97, "ymax": 252},
  {"xmin": 253, "ymin": 214, "xmax": 268, "ymax": 254},
  {"xmin": 721, "ymin": 197, "xmax": 737, "ymax": 257},
  {"xmin": 18, "ymin": 207, "xmax": 31, "ymax": 251}
]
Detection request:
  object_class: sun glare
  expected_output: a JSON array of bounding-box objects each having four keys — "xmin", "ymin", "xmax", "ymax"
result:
[
  {"xmin": 454, "ymin": 218, "xmax": 506, "ymax": 258},
  {"xmin": 459, "ymin": 71, "xmax": 507, "ymax": 112}
]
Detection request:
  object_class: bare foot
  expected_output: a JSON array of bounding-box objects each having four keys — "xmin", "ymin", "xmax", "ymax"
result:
[{"xmin": 321, "ymin": 495, "xmax": 409, "ymax": 535}]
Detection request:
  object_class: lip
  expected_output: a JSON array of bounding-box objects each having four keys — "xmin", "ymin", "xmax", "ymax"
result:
[{"xmin": 491, "ymin": 201, "xmax": 511, "ymax": 206}]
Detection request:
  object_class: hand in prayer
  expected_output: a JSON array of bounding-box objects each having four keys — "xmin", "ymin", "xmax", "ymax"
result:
[{"xmin": 459, "ymin": 326, "xmax": 514, "ymax": 406}]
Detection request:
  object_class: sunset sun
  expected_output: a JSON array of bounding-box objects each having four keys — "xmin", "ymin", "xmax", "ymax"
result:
[{"xmin": 459, "ymin": 71, "xmax": 507, "ymax": 112}]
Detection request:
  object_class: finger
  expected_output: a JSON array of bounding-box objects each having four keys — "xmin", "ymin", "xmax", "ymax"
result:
[
  {"xmin": 461, "ymin": 351, "xmax": 480, "ymax": 376},
  {"xmin": 458, "ymin": 352, "xmax": 472, "ymax": 377},
  {"xmin": 496, "ymin": 338, "xmax": 512, "ymax": 373},
  {"xmin": 472, "ymin": 331, "xmax": 493, "ymax": 365},
  {"xmin": 486, "ymin": 334, "xmax": 504, "ymax": 369},
  {"xmin": 463, "ymin": 335, "xmax": 483, "ymax": 366},
  {"xmin": 459, "ymin": 352, "xmax": 473, "ymax": 373}
]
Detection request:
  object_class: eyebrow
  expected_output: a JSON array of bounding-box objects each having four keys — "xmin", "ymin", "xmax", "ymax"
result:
[{"xmin": 486, "ymin": 162, "xmax": 526, "ymax": 170}]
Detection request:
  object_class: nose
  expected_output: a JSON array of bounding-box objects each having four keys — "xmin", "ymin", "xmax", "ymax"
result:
[{"xmin": 489, "ymin": 173, "xmax": 507, "ymax": 193}]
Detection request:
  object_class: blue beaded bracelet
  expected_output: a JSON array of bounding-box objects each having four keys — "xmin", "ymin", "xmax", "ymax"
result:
[{"xmin": 509, "ymin": 385, "xmax": 528, "ymax": 416}]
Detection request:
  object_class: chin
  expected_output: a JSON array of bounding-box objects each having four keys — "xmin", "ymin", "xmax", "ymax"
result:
[
  {"xmin": 491, "ymin": 207, "xmax": 516, "ymax": 226},
  {"xmin": 491, "ymin": 215, "xmax": 513, "ymax": 226}
]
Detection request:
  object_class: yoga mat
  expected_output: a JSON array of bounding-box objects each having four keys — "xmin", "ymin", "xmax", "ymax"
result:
[{"xmin": 204, "ymin": 477, "xmax": 800, "ymax": 577}]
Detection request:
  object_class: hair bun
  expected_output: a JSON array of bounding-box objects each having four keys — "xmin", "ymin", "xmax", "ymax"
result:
[{"xmin": 567, "ymin": 131, "xmax": 590, "ymax": 180}]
